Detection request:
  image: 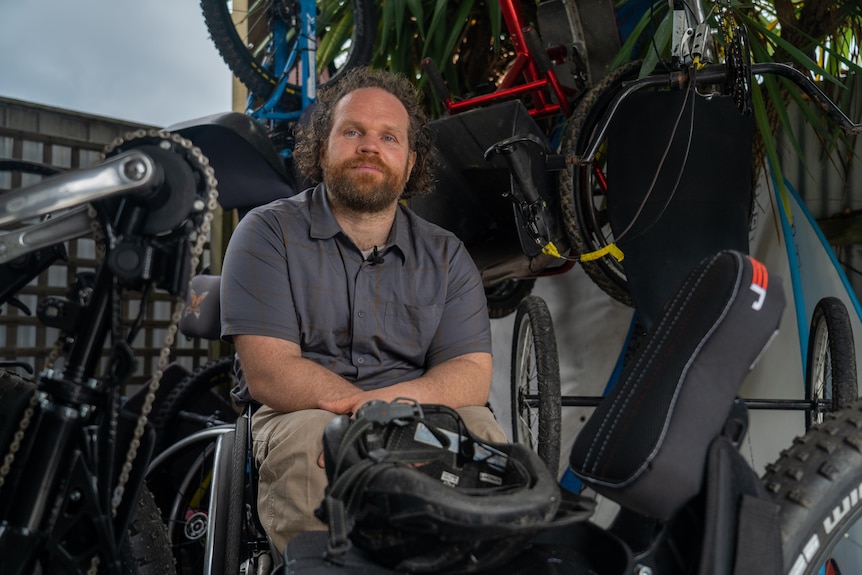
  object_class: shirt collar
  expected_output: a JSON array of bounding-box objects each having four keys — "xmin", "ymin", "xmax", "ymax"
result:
[{"xmin": 308, "ymin": 183, "xmax": 409, "ymax": 264}]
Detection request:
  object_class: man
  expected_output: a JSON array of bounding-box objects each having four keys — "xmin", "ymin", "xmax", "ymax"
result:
[{"xmin": 220, "ymin": 67, "xmax": 506, "ymax": 554}]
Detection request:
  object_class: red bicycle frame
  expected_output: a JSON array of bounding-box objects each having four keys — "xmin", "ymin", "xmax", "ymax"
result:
[{"xmin": 437, "ymin": 0, "xmax": 573, "ymax": 119}]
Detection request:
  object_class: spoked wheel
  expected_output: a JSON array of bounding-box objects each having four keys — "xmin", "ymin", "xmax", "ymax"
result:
[
  {"xmin": 148, "ymin": 427, "xmax": 232, "ymax": 575},
  {"xmin": 510, "ymin": 295, "xmax": 561, "ymax": 474},
  {"xmin": 558, "ymin": 60, "xmax": 642, "ymax": 306},
  {"xmin": 764, "ymin": 399, "xmax": 862, "ymax": 575},
  {"xmin": 149, "ymin": 355, "xmax": 241, "ymax": 453},
  {"xmin": 146, "ymin": 357, "xmax": 241, "ymax": 572},
  {"xmin": 200, "ymin": 0, "xmax": 376, "ymax": 111},
  {"xmin": 805, "ymin": 297, "xmax": 857, "ymax": 429}
]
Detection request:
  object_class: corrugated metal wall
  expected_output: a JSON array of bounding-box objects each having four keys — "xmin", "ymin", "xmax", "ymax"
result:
[{"xmin": 778, "ymin": 72, "xmax": 862, "ymax": 299}]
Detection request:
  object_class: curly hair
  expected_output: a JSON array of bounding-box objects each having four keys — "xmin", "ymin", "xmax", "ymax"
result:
[{"xmin": 292, "ymin": 67, "xmax": 437, "ymax": 199}]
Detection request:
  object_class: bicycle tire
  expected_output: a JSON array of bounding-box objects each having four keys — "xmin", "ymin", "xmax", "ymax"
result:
[
  {"xmin": 805, "ymin": 297, "xmax": 858, "ymax": 429},
  {"xmin": 0, "ymin": 159, "xmax": 64, "ymax": 178},
  {"xmin": 486, "ymin": 278, "xmax": 536, "ymax": 319},
  {"xmin": 0, "ymin": 373, "xmax": 175, "ymax": 574},
  {"xmin": 763, "ymin": 399, "xmax": 862, "ymax": 575},
  {"xmin": 201, "ymin": 0, "xmax": 376, "ymax": 110},
  {"xmin": 558, "ymin": 60, "xmax": 643, "ymax": 306},
  {"xmin": 123, "ymin": 485, "xmax": 178, "ymax": 575},
  {"xmin": 510, "ymin": 295, "xmax": 562, "ymax": 474},
  {"xmin": 150, "ymin": 355, "xmax": 239, "ymax": 452}
]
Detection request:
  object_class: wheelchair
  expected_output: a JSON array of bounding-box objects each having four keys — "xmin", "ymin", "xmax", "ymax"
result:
[{"xmin": 144, "ymin": 272, "xmax": 280, "ymax": 575}]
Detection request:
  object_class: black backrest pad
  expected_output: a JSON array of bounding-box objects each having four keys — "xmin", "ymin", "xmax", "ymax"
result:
[
  {"xmin": 178, "ymin": 274, "xmax": 222, "ymax": 341},
  {"xmin": 569, "ymin": 250, "xmax": 784, "ymax": 520}
]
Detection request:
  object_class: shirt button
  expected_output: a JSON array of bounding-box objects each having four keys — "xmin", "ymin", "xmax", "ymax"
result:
[
  {"xmin": 357, "ymin": 357, "xmax": 365, "ymax": 364},
  {"xmin": 357, "ymin": 311, "xmax": 365, "ymax": 318}
]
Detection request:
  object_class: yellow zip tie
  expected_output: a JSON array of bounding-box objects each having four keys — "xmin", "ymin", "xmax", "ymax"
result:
[
  {"xmin": 580, "ymin": 243, "xmax": 624, "ymax": 262},
  {"xmin": 541, "ymin": 242, "xmax": 562, "ymax": 258}
]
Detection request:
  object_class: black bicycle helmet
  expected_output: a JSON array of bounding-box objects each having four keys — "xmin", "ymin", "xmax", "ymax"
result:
[{"xmin": 316, "ymin": 399, "xmax": 586, "ymax": 574}]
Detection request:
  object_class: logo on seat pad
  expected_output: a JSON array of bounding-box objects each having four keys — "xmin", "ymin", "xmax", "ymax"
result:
[
  {"xmin": 184, "ymin": 290, "xmax": 210, "ymax": 319},
  {"xmin": 748, "ymin": 257, "xmax": 768, "ymax": 311}
]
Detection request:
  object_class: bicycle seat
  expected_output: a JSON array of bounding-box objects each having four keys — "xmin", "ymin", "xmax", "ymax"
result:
[
  {"xmin": 569, "ymin": 250, "xmax": 785, "ymax": 520},
  {"xmin": 166, "ymin": 112, "xmax": 300, "ymax": 215}
]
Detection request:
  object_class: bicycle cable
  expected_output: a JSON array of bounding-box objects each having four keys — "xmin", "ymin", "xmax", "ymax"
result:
[
  {"xmin": 575, "ymin": 69, "xmax": 698, "ymax": 265},
  {"xmin": 614, "ymin": 72, "xmax": 698, "ymax": 245}
]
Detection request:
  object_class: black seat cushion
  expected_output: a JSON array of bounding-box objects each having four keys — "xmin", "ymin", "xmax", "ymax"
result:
[{"xmin": 569, "ymin": 250, "xmax": 784, "ymax": 520}]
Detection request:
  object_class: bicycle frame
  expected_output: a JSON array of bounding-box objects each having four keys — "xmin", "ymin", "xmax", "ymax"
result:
[
  {"xmin": 424, "ymin": 0, "xmax": 573, "ymax": 119},
  {"xmin": 249, "ymin": 0, "xmax": 318, "ymax": 126}
]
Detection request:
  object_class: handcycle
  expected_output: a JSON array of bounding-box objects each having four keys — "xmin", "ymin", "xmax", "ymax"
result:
[
  {"xmin": 0, "ymin": 126, "xmax": 222, "ymax": 573},
  {"xmin": 0, "ymin": 112, "xmax": 310, "ymax": 575},
  {"xmin": 277, "ymin": 249, "xmax": 862, "ymax": 575}
]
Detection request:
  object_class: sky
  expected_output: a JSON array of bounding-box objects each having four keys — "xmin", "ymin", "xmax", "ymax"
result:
[{"xmin": 0, "ymin": 0, "xmax": 234, "ymax": 128}]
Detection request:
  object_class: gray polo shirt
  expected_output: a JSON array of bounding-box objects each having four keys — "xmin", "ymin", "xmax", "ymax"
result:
[{"xmin": 220, "ymin": 184, "xmax": 491, "ymax": 399}]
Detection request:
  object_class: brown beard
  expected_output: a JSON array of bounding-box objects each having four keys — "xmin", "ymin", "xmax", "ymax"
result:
[{"xmin": 322, "ymin": 156, "xmax": 409, "ymax": 213}]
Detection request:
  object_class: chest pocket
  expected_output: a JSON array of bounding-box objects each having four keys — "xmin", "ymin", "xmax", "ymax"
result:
[{"xmin": 384, "ymin": 301, "xmax": 444, "ymax": 355}]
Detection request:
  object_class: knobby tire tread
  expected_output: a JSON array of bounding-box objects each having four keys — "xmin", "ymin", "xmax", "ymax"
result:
[
  {"xmin": 763, "ymin": 400, "xmax": 862, "ymax": 574},
  {"xmin": 150, "ymin": 355, "xmax": 238, "ymax": 452},
  {"xmin": 123, "ymin": 485, "xmax": 177, "ymax": 575},
  {"xmin": 510, "ymin": 295, "xmax": 562, "ymax": 474}
]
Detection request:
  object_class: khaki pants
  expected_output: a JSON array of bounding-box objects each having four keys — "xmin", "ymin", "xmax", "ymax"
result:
[{"xmin": 252, "ymin": 404, "xmax": 507, "ymax": 554}]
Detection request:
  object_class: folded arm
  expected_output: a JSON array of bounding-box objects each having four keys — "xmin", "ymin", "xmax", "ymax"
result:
[
  {"xmin": 234, "ymin": 333, "xmax": 492, "ymax": 415},
  {"xmin": 235, "ymin": 334, "xmax": 363, "ymax": 412},
  {"xmin": 318, "ymin": 351, "xmax": 492, "ymax": 415}
]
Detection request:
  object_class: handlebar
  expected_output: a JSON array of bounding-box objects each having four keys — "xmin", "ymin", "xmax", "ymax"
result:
[{"xmin": 573, "ymin": 62, "xmax": 861, "ymax": 166}]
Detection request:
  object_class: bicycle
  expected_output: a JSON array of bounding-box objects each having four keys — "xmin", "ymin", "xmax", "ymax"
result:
[{"xmin": 0, "ymin": 127, "xmax": 221, "ymax": 573}]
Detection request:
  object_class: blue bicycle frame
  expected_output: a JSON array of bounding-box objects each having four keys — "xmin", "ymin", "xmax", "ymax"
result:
[{"xmin": 249, "ymin": 0, "xmax": 317, "ymax": 127}]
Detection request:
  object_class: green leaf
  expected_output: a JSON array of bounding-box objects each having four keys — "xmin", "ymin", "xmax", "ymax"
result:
[
  {"xmin": 641, "ymin": 11, "xmax": 672, "ymax": 76},
  {"xmin": 609, "ymin": 0, "xmax": 668, "ymax": 70},
  {"xmin": 406, "ymin": 0, "xmax": 425, "ymax": 37},
  {"xmin": 440, "ymin": 0, "xmax": 475, "ymax": 64}
]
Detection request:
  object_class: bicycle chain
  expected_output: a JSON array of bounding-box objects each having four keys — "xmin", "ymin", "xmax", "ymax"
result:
[
  {"xmin": 100, "ymin": 129, "xmax": 218, "ymax": 519},
  {"xmin": 0, "ymin": 129, "xmax": 218, "ymax": 574}
]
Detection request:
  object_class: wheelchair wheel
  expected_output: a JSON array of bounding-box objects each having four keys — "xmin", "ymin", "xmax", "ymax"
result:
[
  {"xmin": 149, "ymin": 415, "xmax": 271, "ymax": 575},
  {"xmin": 510, "ymin": 295, "xmax": 561, "ymax": 474},
  {"xmin": 150, "ymin": 355, "xmax": 240, "ymax": 453},
  {"xmin": 200, "ymin": 0, "xmax": 376, "ymax": 111},
  {"xmin": 805, "ymin": 297, "xmax": 858, "ymax": 428}
]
